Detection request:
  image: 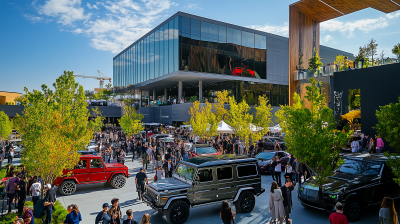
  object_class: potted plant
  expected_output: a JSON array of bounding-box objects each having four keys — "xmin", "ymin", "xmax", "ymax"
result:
[{"xmin": 308, "ymin": 48, "xmax": 323, "ymax": 76}]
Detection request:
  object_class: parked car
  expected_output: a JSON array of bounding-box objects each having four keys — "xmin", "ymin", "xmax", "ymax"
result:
[
  {"xmin": 78, "ymin": 150, "xmax": 98, "ymax": 156},
  {"xmin": 258, "ymin": 136, "xmax": 286, "ymax": 150},
  {"xmin": 298, "ymin": 153, "xmax": 400, "ymax": 222},
  {"xmin": 143, "ymin": 155, "xmax": 265, "ymax": 224},
  {"xmin": 232, "ymin": 65, "xmax": 255, "ymax": 77},
  {"xmin": 189, "ymin": 144, "xmax": 221, "ymax": 157},
  {"xmin": 152, "ymin": 134, "xmax": 173, "ymax": 141},
  {"xmin": 13, "ymin": 146, "xmax": 23, "ymax": 158},
  {"xmin": 54, "ymin": 154, "xmax": 130, "ymax": 195},
  {"xmin": 85, "ymin": 141, "xmax": 97, "ymax": 151},
  {"xmin": 256, "ymin": 151, "xmax": 290, "ymax": 174}
]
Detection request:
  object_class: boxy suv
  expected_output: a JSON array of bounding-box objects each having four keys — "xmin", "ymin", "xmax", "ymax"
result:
[
  {"xmin": 54, "ymin": 155, "xmax": 130, "ymax": 195},
  {"xmin": 298, "ymin": 153, "xmax": 400, "ymax": 222},
  {"xmin": 143, "ymin": 155, "xmax": 265, "ymax": 224}
]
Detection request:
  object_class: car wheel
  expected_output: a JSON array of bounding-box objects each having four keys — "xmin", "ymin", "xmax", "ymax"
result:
[
  {"xmin": 165, "ymin": 200, "xmax": 190, "ymax": 224},
  {"xmin": 235, "ymin": 191, "xmax": 255, "ymax": 213},
  {"xmin": 59, "ymin": 180, "xmax": 76, "ymax": 195},
  {"xmin": 111, "ymin": 174, "xmax": 126, "ymax": 189},
  {"xmin": 344, "ymin": 199, "xmax": 362, "ymax": 222}
]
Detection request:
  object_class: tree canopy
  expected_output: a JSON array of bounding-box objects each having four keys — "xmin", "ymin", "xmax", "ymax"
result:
[
  {"xmin": 118, "ymin": 106, "xmax": 144, "ymax": 138},
  {"xmin": 276, "ymin": 78, "xmax": 349, "ymax": 188},
  {"xmin": 14, "ymin": 71, "xmax": 104, "ymax": 192},
  {"xmin": 375, "ymin": 96, "xmax": 400, "ymax": 186},
  {"xmin": 0, "ymin": 111, "xmax": 12, "ymax": 149}
]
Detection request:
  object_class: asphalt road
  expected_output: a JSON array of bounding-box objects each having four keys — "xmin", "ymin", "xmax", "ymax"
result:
[{"xmin": 5, "ymin": 155, "xmax": 382, "ymax": 224}]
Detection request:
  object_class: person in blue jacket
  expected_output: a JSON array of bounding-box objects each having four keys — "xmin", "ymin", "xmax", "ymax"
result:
[
  {"xmin": 95, "ymin": 203, "xmax": 112, "ymax": 224},
  {"xmin": 64, "ymin": 204, "xmax": 82, "ymax": 224}
]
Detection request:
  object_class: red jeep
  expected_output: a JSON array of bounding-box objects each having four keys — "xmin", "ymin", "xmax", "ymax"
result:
[{"xmin": 54, "ymin": 155, "xmax": 130, "ymax": 195}]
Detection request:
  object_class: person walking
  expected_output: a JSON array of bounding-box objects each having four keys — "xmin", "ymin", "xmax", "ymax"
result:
[
  {"xmin": 165, "ymin": 159, "xmax": 174, "ymax": 178},
  {"xmin": 272, "ymin": 156, "xmax": 282, "ymax": 187},
  {"xmin": 220, "ymin": 200, "xmax": 236, "ymax": 224},
  {"xmin": 140, "ymin": 213, "xmax": 151, "ymax": 224},
  {"xmin": 43, "ymin": 184, "xmax": 56, "ymax": 224},
  {"xmin": 295, "ymin": 159, "xmax": 304, "ymax": 187},
  {"xmin": 30, "ymin": 177, "xmax": 41, "ymax": 205},
  {"xmin": 270, "ymin": 157, "xmax": 276, "ymax": 181},
  {"xmin": 269, "ymin": 181, "xmax": 285, "ymax": 224},
  {"xmin": 351, "ymin": 138, "xmax": 359, "ymax": 153},
  {"xmin": 376, "ymin": 136, "xmax": 384, "ymax": 154},
  {"xmin": 122, "ymin": 209, "xmax": 139, "ymax": 224},
  {"xmin": 379, "ymin": 197, "xmax": 398, "ymax": 224},
  {"xmin": 64, "ymin": 204, "xmax": 82, "ymax": 224},
  {"xmin": 16, "ymin": 174, "xmax": 27, "ymax": 214},
  {"xmin": 155, "ymin": 165, "xmax": 163, "ymax": 182},
  {"xmin": 285, "ymin": 161, "xmax": 293, "ymax": 181},
  {"xmin": 142, "ymin": 148, "xmax": 149, "ymax": 172},
  {"xmin": 281, "ymin": 179, "xmax": 295, "ymax": 224},
  {"xmin": 109, "ymin": 198, "xmax": 121, "ymax": 224},
  {"xmin": 135, "ymin": 168, "xmax": 148, "ymax": 201},
  {"xmin": 329, "ymin": 202, "xmax": 349, "ymax": 224},
  {"xmin": 5, "ymin": 172, "xmax": 16, "ymax": 213},
  {"xmin": 95, "ymin": 203, "xmax": 112, "ymax": 224}
]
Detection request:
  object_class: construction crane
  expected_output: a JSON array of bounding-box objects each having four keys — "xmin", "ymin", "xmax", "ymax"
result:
[{"xmin": 73, "ymin": 70, "xmax": 111, "ymax": 89}]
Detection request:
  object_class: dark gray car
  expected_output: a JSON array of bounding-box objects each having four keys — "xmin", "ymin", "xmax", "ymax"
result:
[{"xmin": 143, "ymin": 155, "xmax": 265, "ymax": 224}]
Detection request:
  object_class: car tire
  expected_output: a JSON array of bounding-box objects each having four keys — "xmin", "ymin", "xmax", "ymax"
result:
[
  {"xmin": 165, "ymin": 200, "xmax": 190, "ymax": 224},
  {"xmin": 59, "ymin": 180, "xmax": 77, "ymax": 195},
  {"xmin": 235, "ymin": 191, "xmax": 255, "ymax": 213},
  {"xmin": 111, "ymin": 174, "xmax": 126, "ymax": 189},
  {"xmin": 344, "ymin": 198, "xmax": 362, "ymax": 222}
]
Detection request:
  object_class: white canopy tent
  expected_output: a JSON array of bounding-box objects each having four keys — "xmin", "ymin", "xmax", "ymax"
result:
[
  {"xmin": 268, "ymin": 124, "xmax": 282, "ymax": 133},
  {"xmin": 217, "ymin": 121, "xmax": 234, "ymax": 134}
]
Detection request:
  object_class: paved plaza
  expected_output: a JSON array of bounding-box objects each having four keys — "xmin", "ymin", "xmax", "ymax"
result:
[{"xmin": 4, "ymin": 156, "xmax": 384, "ymax": 224}]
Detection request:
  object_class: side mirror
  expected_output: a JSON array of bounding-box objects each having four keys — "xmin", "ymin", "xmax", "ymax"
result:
[{"xmin": 193, "ymin": 180, "xmax": 199, "ymax": 186}]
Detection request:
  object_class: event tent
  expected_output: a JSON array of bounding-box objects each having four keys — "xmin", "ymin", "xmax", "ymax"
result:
[{"xmin": 217, "ymin": 121, "xmax": 233, "ymax": 134}]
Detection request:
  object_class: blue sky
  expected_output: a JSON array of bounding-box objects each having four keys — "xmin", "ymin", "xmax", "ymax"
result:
[{"xmin": 1, "ymin": 0, "xmax": 400, "ymax": 93}]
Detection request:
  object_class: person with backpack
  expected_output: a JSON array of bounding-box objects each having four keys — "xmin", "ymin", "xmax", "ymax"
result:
[
  {"xmin": 122, "ymin": 209, "xmax": 139, "ymax": 224},
  {"xmin": 95, "ymin": 203, "xmax": 112, "ymax": 224},
  {"xmin": 19, "ymin": 205, "xmax": 33, "ymax": 224}
]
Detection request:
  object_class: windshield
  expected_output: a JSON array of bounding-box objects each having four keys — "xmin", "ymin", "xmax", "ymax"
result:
[
  {"xmin": 196, "ymin": 147, "xmax": 216, "ymax": 154},
  {"xmin": 337, "ymin": 159, "xmax": 382, "ymax": 176},
  {"xmin": 176, "ymin": 164, "xmax": 196, "ymax": 180},
  {"xmin": 256, "ymin": 152, "xmax": 275, "ymax": 160}
]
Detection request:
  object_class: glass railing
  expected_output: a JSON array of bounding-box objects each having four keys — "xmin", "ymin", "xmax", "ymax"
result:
[{"xmin": 294, "ymin": 59, "xmax": 399, "ymax": 81}]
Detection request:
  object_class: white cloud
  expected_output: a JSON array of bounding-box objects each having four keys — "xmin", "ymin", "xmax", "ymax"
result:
[
  {"xmin": 185, "ymin": 3, "xmax": 201, "ymax": 10},
  {"xmin": 87, "ymin": 3, "xmax": 99, "ymax": 9},
  {"xmin": 386, "ymin": 11, "xmax": 400, "ymax": 19},
  {"xmin": 248, "ymin": 22, "xmax": 289, "ymax": 36},
  {"xmin": 322, "ymin": 35, "xmax": 334, "ymax": 44},
  {"xmin": 38, "ymin": 0, "xmax": 90, "ymax": 26},
  {"xmin": 321, "ymin": 17, "xmax": 389, "ymax": 38},
  {"xmin": 24, "ymin": 14, "xmax": 42, "ymax": 23},
  {"xmin": 29, "ymin": 0, "xmax": 176, "ymax": 53}
]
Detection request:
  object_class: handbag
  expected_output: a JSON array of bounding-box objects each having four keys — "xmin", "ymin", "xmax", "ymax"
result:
[{"xmin": 154, "ymin": 173, "xmax": 157, "ymax": 181}]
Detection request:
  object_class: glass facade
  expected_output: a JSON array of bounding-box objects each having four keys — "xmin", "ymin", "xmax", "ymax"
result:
[
  {"xmin": 179, "ymin": 16, "xmax": 267, "ymax": 78},
  {"xmin": 113, "ymin": 15, "xmax": 269, "ymax": 88},
  {"xmin": 113, "ymin": 16, "xmax": 179, "ymax": 88}
]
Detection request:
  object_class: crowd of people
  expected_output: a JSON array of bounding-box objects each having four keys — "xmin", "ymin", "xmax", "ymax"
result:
[{"xmin": 350, "ymin": 134, "xmax": 384, "ymax": 153}]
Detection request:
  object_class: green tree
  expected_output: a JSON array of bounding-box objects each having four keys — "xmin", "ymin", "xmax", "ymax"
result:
[
  {"xmin": 367, "ymin": 38, "xmax": 378, "ymax": 64},
  {"xmin": 118, "ymin": 106, "xmax": 144, "ymax": 138},
  {"xmin": 214, "ymin": 90, "xmax": 228, "ymax": 122},
  {"xmin": 0, "ymin": 111, "xmax": 12, "ymax": 150},
  {"xmin": 14, "ymin": 71, "xmax": 104, "ymax": 195},
  {"xmin": 308, "ymin": 48, "xmax": 323, "ymax": 73},
  {"xmin": 85, "ymin": 90, "xmax": 95, "ymax": 100},
  {"xmin": 334, "ymin": 55, "xmax": 345, "ymax": 70},
  {"xmin": 355, "ymin": 46, "xmax": 366, "ymax": 63},
  {"xmin": 188, "ymin": 101, "xmax": 209, "ymax": 141},
  {"xmin": 375, "ymin": 96, "xmax": 400, "ymax": 186},
  {"xmin": 276, "ymin": 78, "xmax": 349, "ymax": 189},
  {"xmin": 226, "ymin": 97, "xmax": 253, "ymax": 153},
  {"xmin": 392, "ymin": 43, "xmax": 400, "ymax": 60},
  {"xmin": 252, "ymin": 95, "xmax": 273, "ymax": 141},
  {"xmin": 106, "ymin": 83, "xmax": 112, "ymax": 90},
  {"xmin": 348, "ymin": 89, "xmax": 361, "ymax": 110}
]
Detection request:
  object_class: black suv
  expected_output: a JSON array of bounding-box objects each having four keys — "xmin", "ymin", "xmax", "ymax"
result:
[{"xmin": 298, "ymin": 153, "xmax": 400, "ymax": 222}]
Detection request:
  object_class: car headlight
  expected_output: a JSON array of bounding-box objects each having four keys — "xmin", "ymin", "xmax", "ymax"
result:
[{"xmin": 155, "ymin": 196, "xmax": 159, "ymax": 202}]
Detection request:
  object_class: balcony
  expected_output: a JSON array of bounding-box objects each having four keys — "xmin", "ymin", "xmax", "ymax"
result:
[{"xmin": 294, "ymin": 59, "xmax": 399, "ymax": 81}]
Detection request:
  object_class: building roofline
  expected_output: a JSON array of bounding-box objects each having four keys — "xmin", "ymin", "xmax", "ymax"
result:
[
  {"xmin": 0, "ymin": 91, "xmax": 22, "ymax": 94},
  {"xmin": 113, "ymin": 11, "xmax": 290, "ymax": 59}
]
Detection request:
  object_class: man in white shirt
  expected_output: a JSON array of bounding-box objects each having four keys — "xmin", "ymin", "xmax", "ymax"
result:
[{"xmin": 30, "ymin": 177, "xmax": 41, "ymax": 205}]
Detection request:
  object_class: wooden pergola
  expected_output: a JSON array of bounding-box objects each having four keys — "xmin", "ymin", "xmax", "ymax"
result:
[{"xmin": 289, "ymin": 0, "xmax": 400, "ymax": 105}]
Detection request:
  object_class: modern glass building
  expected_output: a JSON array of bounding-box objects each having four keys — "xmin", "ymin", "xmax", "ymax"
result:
[{"xmin": 113, "ymin": 12, "xmax": 353, "ymax": 123}]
